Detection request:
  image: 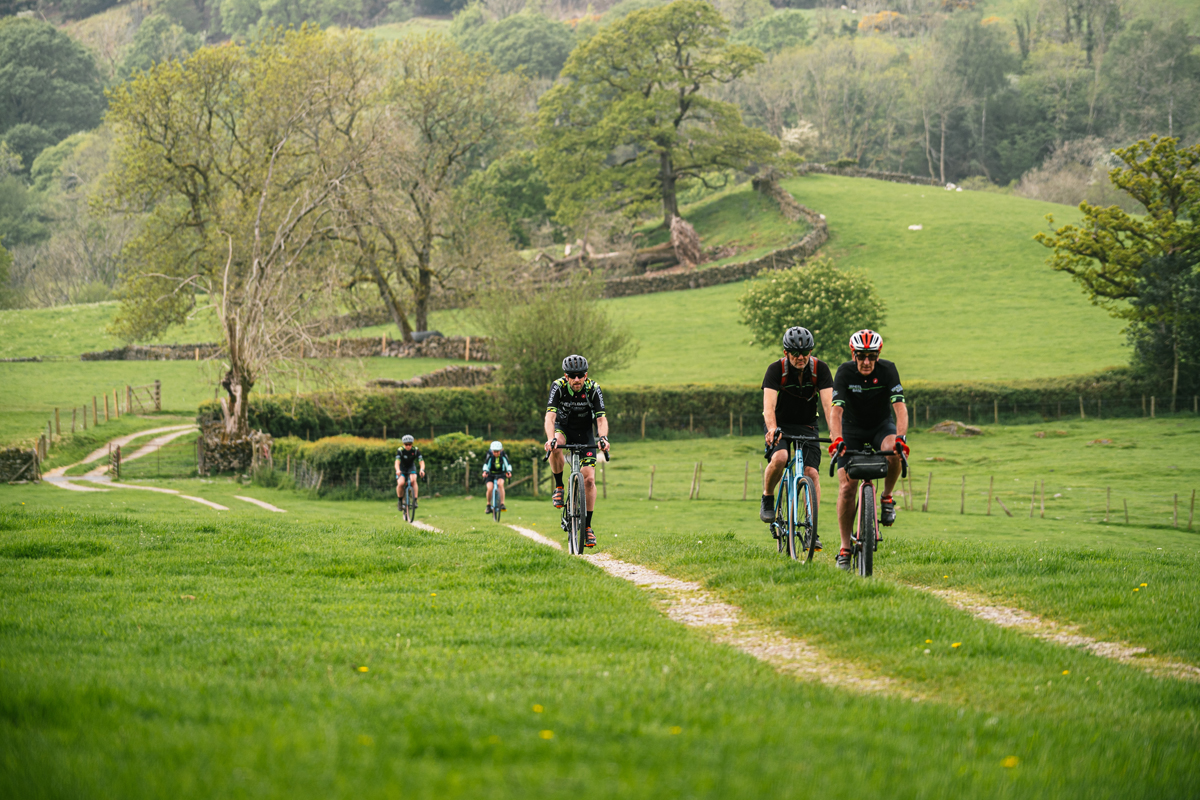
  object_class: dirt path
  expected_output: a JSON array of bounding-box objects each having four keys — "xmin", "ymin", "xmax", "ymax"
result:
[
  {"xmin": 918, "ymin": 585, "xmax": 1200, "ymax": 683},
  {"xmin": 506, "ymin": 525, "xmax": 907, "ymax": 696},
  {"xmin": 44, "ymin": 424, "xmax": 196, "ymax": 478},
  {"xmin": 82, "ymin": 427, "xmax": 197, "ymax": 477}
]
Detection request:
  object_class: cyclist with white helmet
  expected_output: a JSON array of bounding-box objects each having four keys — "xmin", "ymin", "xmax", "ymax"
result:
[
  {"xmin": 759, "ymin": 326, "xmax": 834, "ymax": 551},
  {"xmin": 828, "ymin": 329, "xmax": 909, "ymax": 570},
  {"xmin": 482, "ymin": 440, "xmax": 512, "ymax": 514},
  {"xmin": 544, "ymin": 354, "xmax": 609, "ymax": 548},
  {"xmin": 395, "ymin": 435, "xmax": 425, "ymax": 510}
]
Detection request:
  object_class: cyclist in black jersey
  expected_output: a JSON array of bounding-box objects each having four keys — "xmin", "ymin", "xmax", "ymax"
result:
[
  {"xmin": 544, "ymin": 354, "xmax": 609, "ymax": 548},
  {"xmin": 395, "ymin": 435, "xmax": 425, "ymax": 508},
  {"xmin": 827, "ymin": 329, "xmax": 910, "ymax": 570},
  {"xmin": 760, "ymin": 327, "xmax": 834, "ymax": 551}
]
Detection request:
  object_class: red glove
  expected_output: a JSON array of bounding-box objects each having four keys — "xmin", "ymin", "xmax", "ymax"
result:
[
  {"xmin": 895, "ymin": 436, "xmax": 910, "ymax": 458},
  {"xmin": 828, "ymin": 437, "xmax": 844, "ymax": 458}
]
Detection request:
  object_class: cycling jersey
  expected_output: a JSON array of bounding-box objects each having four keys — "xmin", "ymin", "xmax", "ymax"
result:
[
  {"xmin": 546, "ymin": 378, "xmax": 606, "ymax": 434},
  {"xmin": 395, "ymin": 446, "xmax": 423, "ymax": 474},
  {"xmin": 762, "ymin": 356, "xmax": 833, "ymax": 426},
  {"xmin": 830, "ymin": 359, "xmax": 905, "ymax": 429},
  {"xmin": 482, "ymin": 452, "xmax": 511, "ymax": 476}
]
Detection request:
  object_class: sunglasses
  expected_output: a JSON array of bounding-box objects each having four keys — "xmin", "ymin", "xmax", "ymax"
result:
[
  {"xmin": 786, "ymin": 349, "xmax": 812, "ymax": 357},
  {"xmin": 853, "ymin": 352, "xmax": 879, "ymax": 361},
  {"xmin": 566, "ymin": 372, "xmax": 586, "ymax": 379}
]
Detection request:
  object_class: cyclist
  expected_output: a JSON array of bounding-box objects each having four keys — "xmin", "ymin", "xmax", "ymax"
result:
[
  {"xmin": 395, "ymin": 435, "xmax": 425, "ymax": 510},
  {"xmin": 759, "ymin": 327, "xmax": 834, "ymax": 551},
  {"xmin": 827, "ymin": 329, "xmax": 909, "ymax": 571},
  {"xmin": 482, "ymin": 440, "xmax": 512, "ymax": 514},
  {"xmin": 544, "ymin": 354, "xmax": 610, "ymax": 548}
]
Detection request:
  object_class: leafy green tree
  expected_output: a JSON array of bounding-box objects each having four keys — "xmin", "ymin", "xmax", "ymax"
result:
[
  {"xmin": 453, "ymin": 9, "xmax": 574, "ymax": 78},
  {"xmin": 476, "ymin": 273, "xmax": 637, "ymax": 424},
  {"xmin": 0, "ymin": 19, "xmax": 105, "ymax": 148},
  {"xmin": 738, "ymin": 257, "xmax": 885, "ymax": 356},
  {"xmin": 118, "ymin": 15, "xmax": 203, "ymax": 80},
  {"xmin": 1101, "ymin": 17, "xmax": 1199, "ymax": 140},
  {"xmin": 731, "ymin": 10, "xmax": 808, "ymax": 55},
  {"xmin": 465, "ymin": 150, "xmax": 552, "ymax": 246},
  {"xmin": 0, "ymin": 240, "xmax": 16, "ymax": 309},
  {"xmin": 535, "ymin": 0, "xmax": 778, "ymax": 228},
  {"xmin": 1035, "ymin": 136, "xmax": 1200, "ymax": 409}
]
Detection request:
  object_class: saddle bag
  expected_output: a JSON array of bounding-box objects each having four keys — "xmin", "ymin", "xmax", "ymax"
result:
[{"xmin": 843, "ymin": 453, "xmax": 889, "ymax": 480}]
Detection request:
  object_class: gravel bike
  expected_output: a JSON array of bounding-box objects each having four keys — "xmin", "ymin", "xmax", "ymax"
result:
[
  {"xmin": 545, "ymin": 442, "xmax": 609, "ymax": 555},
  {"xmin": 829, "ymin": 446, "xmax": 907, "ymax": 577},
  {"xmin": 398, "ymin": 475, "xmax": 417, "ymax": 524},
  {"xmin": 769, "ymin": 432, "xmax": 830, "ymax": 562},
  {"xmin": 487, "ymin": 475, "xmax": 505, "ymax": 523}
]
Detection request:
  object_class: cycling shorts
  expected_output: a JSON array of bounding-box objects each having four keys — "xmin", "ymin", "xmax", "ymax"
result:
[
  {"xmin": 555, "ymin": 428, "xmax": 598, "ymax": 468},
  {"xmin": 763, "ymin": 422, "xmax": 821, "ymax": 472},
  {"xmin": 837, "ymin": 419, "xmax": 897, "ymax": 472},
  {"xmin": 396, "ymin": 471, "xmax": 419, "ymax": 481}
]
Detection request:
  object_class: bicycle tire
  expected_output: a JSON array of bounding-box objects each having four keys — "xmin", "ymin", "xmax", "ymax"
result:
[
  {"xmin": 798, "ymin": 475, "xmax": 817, "ymax": 563},
  {"xmin": 403, "ymin": 484, "xmax": 414, "ymax": 524},
  {"xmin": 786, "ymin": 477, "xmax": 802, "ymax": 560},
  {"xmin": 858, "ymin": 483, "xmax": 875, "ymax": 577},
  {"xmin": 774, "ymin": 480, "xmax": 787, "ymax": 554},
  {"xmin": 492, "ymin": 483, "xmax": 502, "ymax": 523},
  {"xmin": 569, "ymin": 471, "xmax": 587, "ymax": 554}
]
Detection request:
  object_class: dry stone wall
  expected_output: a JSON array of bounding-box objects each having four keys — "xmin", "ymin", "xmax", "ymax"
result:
[
  {"xmin": 0, "ymin": 448, "xmax": 39, "ymax": 482},
  {"xmin": 800, "ymin": 163, "xmax": 940, "ymax": 186},
  {"xmin": 81, "ymin": 344, "xmax": 222, "ymax": 361},
  {"xmin": 369, "ymin": 364, "xmax": 498, "ymax": 389}
]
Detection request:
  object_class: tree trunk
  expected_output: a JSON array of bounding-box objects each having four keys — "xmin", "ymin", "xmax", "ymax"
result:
[
  {"xmin": 220, "ymin": 367, "xmax": 253, "ymax": 440},
  {"xmin": 923, "ymin": 110, "xmax": 935, "ymax": 180},
  {"xmin": 1172, "ymin": 336, "xmax": 1179, "ymax": 412},
  {"xmin": 939, "ymin": 114, "xmax": 947, "ymax": 185},
  {"xmin": 415, "ymin": 254, "xmax": 432, "ymax": 333},
  {"xmin": 369, "ymin": 262, "xmax": 414, "ymax": 342},
  {"xmin": 660, "ymin": 150, "xmax": 678, "ymax": 229}
]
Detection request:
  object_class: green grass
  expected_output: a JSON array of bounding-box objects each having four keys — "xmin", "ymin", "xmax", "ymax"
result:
[
  {"xmin": 0, "ymin": 301, "xmax": 221, "ymax": 360},
  {"xmin": 1, "ymin": 416, "xmax": 1198, "ymax": 797}
]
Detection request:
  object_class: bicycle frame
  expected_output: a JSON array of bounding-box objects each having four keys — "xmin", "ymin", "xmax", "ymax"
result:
[
  {"xmin": 771, "ymin": 433, "xmax": 829, "ymax": 561},
  {"xmin": 829, "ymin": 447, "xmax": 908, "ymax": 576},
  {"xmin": 544, "ymin": 441, "xmax": 609, "ymax": 555}
]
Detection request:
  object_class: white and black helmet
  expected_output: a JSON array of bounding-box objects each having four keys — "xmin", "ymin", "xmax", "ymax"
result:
[
  {"xmin": 782, "ymin": 326, "xmax": 814, "ymax": 353},
  {"xmin": 562, "ymin": 354, "xmax": 588, "ymax": 374},
  {"xmin": 401, "ymin": 434, "xmax": 414, "ymax": 444},
  {"xmin": 848, "ymin": 329, "xmax": 883, "ymax": 352},
  {"xmin": 490, "ymin": 440, "xmax": 503, "ymax": 452}
]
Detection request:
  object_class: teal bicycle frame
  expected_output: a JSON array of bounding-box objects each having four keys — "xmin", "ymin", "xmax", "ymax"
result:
[{"xmin": 770, "ymin": 433, "xmax": 826, "ymax": 562}]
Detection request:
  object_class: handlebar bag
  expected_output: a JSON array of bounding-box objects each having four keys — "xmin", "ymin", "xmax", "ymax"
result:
[{"xmin": 844, "ymin": 453, "xmax": 889, "ymax": 480}]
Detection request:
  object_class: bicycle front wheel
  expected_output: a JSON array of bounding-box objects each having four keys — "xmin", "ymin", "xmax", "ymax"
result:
[
  {"xmin": 492, "ymin": 484, "xmax": 502, "ymax": 522},
  {"xmin": 403, "ymin": 485, "xmax": 415, "ymax": 523},
  {"xmin": 797, "ymin": 476, "xmax": 817, "ymax": 563},
  {"xmin": 857, "ymin": 483, "xmax": 875, "ymax": 577},
  {"xmin": 774, "ymin": 482, "xmax": 788, "ymax": 554},
  {"xmin": 568, "ymin": 472, "xmax": 587, "ymax": 554}
]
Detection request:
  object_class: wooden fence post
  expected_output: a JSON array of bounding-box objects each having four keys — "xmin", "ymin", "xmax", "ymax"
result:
[
  {"xmin": 93, "ymin": 396, "xmax": 98, "ymax": 425},
  {"xmin": 743, "ymin": 460, "xmax": 749, "ymax": 501},
  {"xmin": 381, "ymin": 333, "xmax": 386, "ymax": 356},
  {"xmin": 996, "ymin": 496, "xmax": 1013, "ymax": 517},
  {"xmin": 71, "ymin": 407, "xmax": 76, "ymax": 434},
  {"xmin": 464, "ymin": 460, "xmax": 470, "ymax": 492},
  {"xmin": 648, "ymin": 465, "xmax": 655, "ymax": 500},
  {"xmin": 54, "ymin": 408, "xmax": 60, "ymax": 436},
  {"xmin": 1151, "ymin": 396, "xmax": 1156, "ymax": 418},
  {"xmin": 641, "ymin": 412, "xmax": 646, "ymax": 440},
  {"xmin": 739, "ymin": 414, "xmax": 744, "ymax": 436},
  {"xmin": 689, "ymin": 413, "xmax": 693, "ymax": 434},
  {"xmin": 729, "ymin": 410, "xmax": 733, "ymax": 437},
  {"xmin": 47, "ymin": 420, "xmax": 52, "ymax": 447},
  {"xmin": 695, "ymin": 462, "xmax": 702, "ymax": 499},
  {"xmin": 1188, "ymin": 489, "xmax": 1195, "ymax": 531},
  {"xmin": 195, "ymin": 347, "xmax": 200, "ymax": 361},
  {"xmin": 993, "ymin": 400, "xmax": 999, "ymax": 425},
  {"xmin": 465, "ymin": 336, "xmax": 471, "ymax": 362},
  {"xmin": 127, "ymin": 385, "xmax": 133, "ymax": 414},
  {"xmin": 1078, "ymin": 395, "xmax": 1085, "ymax": 419},
  {"xmin": 82, "ymin": 405, "xmax": 87, "ymax": 430},
  {"xmin": 922, "ymin": 473, "xmax": 932, "ymax": 512},
  {"xmin": 355, "ymin": 467, "xmax": 360, "ymax": 490},
  {"xmin": 1040, "ymin": 479, "xmax": 1045, "ymax": 518},
  {"xmin": 1105, "ymin": 487, "xmax": 1111, "ymax": 523},
  {"xmin": 1124, "ymin": 498, "xmax": 1129, "ymax": 525},
  {"xmin": 104, "ymin": 393, "xmax": 109, "ymax": 422},
  {"xmin": 154, "ymin": 380, "xmax": 161, "ymax": 411},
  {"xmin": 113, "ymin": 389, "xmax": 120, "ymax": 419}
]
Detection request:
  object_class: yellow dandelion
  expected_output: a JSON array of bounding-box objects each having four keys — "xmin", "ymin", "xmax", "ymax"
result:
[
  {"xmin": 430, "ymin": 592, "xmax": 437, "ymax": 596},
  {"xmin": 670, "ymin": 726, "xmax": 682, "ymax": 735},
  {"xmin": 533, "ymin": 704, "xmax": 544, "ymax": 713},
  {"xmin": 951, "ymin": 642, "xmax": 962, "ymax": 648},
  {"xmin": 1062, "ymin": 670, "xmax": 1069, "ymax": 675},
  {"xmin": 1133, "ymin": 588, "xmax": 1140, "ymax": 592},
  {"xmin": 1140, "ymin": 583, "xmax": 1147, "ymax": 587},
  {"xmin": 943, "ymin": 575, "xmax": 949, "ymax": 578},
  {"xmin": 925, "ymin": 639, "xmax": 932, "ymax": 643},
  {"xmin": 358, "ymin": 665, "xmax": 369, "ymax": 672},
  {"xmin": 1002, "ymin": 756, "xmax": 1019, "ymax": 768},
  {"xmin": 539, "ymin": 730, "xmax": 554, "ymax": 740},
  {"xmin": 357, "ymin": 734, "xmax": 374, "ymax": 746}
]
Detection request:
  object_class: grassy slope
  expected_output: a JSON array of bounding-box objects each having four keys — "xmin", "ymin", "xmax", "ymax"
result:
[
  {"xmin": 0, "ymin": 302, "xmax": 221, "ymax": 360},
  {"xmin": 1, "ymin": 416, "xmax": 1197, "ymax": 797}
]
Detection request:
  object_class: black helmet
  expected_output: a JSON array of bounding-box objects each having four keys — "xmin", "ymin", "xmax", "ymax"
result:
[
  {"xmin": 562, "ymin": 354, "xmax": 588, "ymax": 374},
  {"xmin": 782, "ymin": 326, "xmax": 814, "ymax": 353}
]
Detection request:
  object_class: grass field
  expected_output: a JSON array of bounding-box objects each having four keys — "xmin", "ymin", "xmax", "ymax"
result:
[{"xmin": 2, "ymin": 416, "xmax": 1197, "ymax": 798}]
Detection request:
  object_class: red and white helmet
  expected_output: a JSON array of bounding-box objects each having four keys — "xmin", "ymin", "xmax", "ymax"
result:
[{"xmin": 849, "ymin": 329, "xmax": 883, "ymax": 352}]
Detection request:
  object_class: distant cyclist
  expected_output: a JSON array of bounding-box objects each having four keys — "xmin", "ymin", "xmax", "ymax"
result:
[
  {"xmin": 544, "ymin": 354, "xmax": 609, "ymax": 548},
  {"xmin": 759, "ymin": 326, "xmax": 834, "ymax": 551},
  {"xmin": 482, "ymin": 440, "xmax": 512, "ymax": 514},
  {"xmin": 828, "ymin": 329, "xmax": 909, "ymax": 571},
  {"xmin": 395, "ymin": 435, "xmax": 425, "ymax": 510}
]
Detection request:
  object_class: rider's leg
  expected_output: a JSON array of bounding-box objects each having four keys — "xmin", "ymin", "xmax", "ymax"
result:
[
  {"xmin": 836, "ymin": 468, "xmax": 858, "ymax": 552},
  {"xmin": 485, "ymin": 480, "xmax": 494, "ymax": 508},
  {"xmin": 763, "ymin": 448, "xmax": 788, "ymax": 496},
  {"xmin": 803, "ymin": 464, "xmax": 821, "ymax": 509},
  {"xmin": 581, "ymin": 465, "xmax": 596, "ymax": 512},
  {"xmin": 411, "ymin": 474, "xmax": 419, "ymax": 500},
  {"xmin": 396, "ymin": 475, "xmax": 406, "ymax": 497},
  {"xmin": 549, "ymin": 451, "xmax": 565, "ymax": 485},
  {"xmin": 497, "ymin": 478, "xmax": 505, "ymax": 507},
  {"xmin": 880, "ymin": 433, "xmax": 900, "ymax": 497}
]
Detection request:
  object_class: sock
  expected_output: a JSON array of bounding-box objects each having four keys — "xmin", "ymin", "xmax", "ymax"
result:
[
  {"xmin": 554, "ymin": 472, "xmax": 564, "ymax": 488},
  {"xmin": 763, "ymin": 494, "xmax": 773, "ymax": 501},
  {"xmin": 586, "ymin": 511, "xmax": 593, "ymax": 528}
]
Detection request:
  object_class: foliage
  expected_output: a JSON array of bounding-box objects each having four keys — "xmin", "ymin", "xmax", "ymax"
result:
[
  {"xmin": 738, "ymin": 257, "xmax": 885, "ymax": 354},
  {"xmin": 535, "ymin": 0, "xmax": 778, "ymax": 227},
  {"xmin": 0, "ymin": 240, "xmax": 14, "ymax": 309},
  {"xmin": 106, "ymin": 26, "xmax": 380, "ymax": 435},
  {"xmin": 712, "ymin": 0, "xmax": 771, "ymax": 31},
  {"xmin": 118, "ymin": 14, "xmax": 203, "ymax": 80},
  {"xmin": 452, "ymin": 7, "xmax": 574, "ymax": 78},
  {"xmin": 731, "ymin": 9, "xmax": 809, "ymax": 55},
  {"xmin": 0, "ymin": 19, "xmax": 105, "ymax": 155},
  {"xmin": 464, "ymin": 149, "xmax": 553, "ymax": 247},
  {"xmin": 1101, "ymin": 17, "xmax": 1200, "ymax": 141},
  {"xmin": 1124, "ymin": 253, "xmax": 1200, "ymax": 401},
  {"xmin": 1036, "ymin": 137, "xmax": 1200, "ymax": 403},
  {"xmin": 474, "ymin": 272, "xmax": 638, "ymax": 419},
  {"xmin": 0, "ymin": 172, "xmax": 49, "ymax": 249},
  {"xmin": 217, "ymin": 0, "xmax": 401, "ymax": 36}
]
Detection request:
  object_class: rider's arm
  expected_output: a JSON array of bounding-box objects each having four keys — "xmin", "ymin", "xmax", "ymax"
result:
[
  {"xmin": 892, "ymin": 401, "xmax": 908, "ymax": 439},
  {"xmin": 544, "ymin": 411, "xmax": 558, "ymax": 443},
  {"xmin": 762, "ymin": 387, "xmax": 779, "ymax": 435},
  {"xmin": 596, "ymin": 415, "xmax": 609, "ymax": 444},
  {"xmin": 818, "ymin": 387, "xmax": 834, "ymax": 426},
  {"xmin": 828, "ymin": 404, "xmax": 844, "ymax": 442}
]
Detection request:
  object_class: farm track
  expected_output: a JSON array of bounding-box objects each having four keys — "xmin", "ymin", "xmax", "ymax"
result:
[
  {"xmin": 918, "ymin": 584, "xmax": 1200, "ymax": 683},
  {"xmin": 507, "ymin": 525, "xmax": 909, "ymax": 697}
]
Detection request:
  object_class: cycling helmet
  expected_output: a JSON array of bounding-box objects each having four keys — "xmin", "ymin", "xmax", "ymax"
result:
[
  {"xmin": 848, "ymin": 329, "xmax": 883, "ymax": 352},
  {"xmin": 562, "ymin": 354, "xmax": 588, "ymax": 374},
  {"xmin": 490, "ymin": 440, "xmax": 503, "ymax": 452},
  {"xmin": 401, "ymin": 434, "xmax": 414, "ymax": 444},
  {"xmin": 782, "ymin": 326, "xmax": 814, "ymax": 353}
]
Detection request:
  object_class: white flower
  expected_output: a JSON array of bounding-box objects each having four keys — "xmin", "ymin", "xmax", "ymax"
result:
[{"xmin": 908, "ymin": 224, "xmax": 923, "ymax": 231}]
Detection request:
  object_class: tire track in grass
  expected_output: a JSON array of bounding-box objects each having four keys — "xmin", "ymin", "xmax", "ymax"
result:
[
  {"xmin": 408, "ymin": 519, "xmax": 441, "ymax": 533},
  {"xmin": 507, "ymin": 525, "xmax": 907, "ymax": 696},
  {"xmin": 918, "ymin": 585, "xmax": 1200, "ymax": 683},
  {"xmin": 234, "ymin": 496, "xmax": 287, "ymax": 513}
]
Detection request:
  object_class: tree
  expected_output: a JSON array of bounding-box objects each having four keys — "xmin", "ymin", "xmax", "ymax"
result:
[
  {"xmin": 1035, "ymin": 136, "xmax": 1200, "ymax": 409},
  {"xmin": 452, "ymin": 7, "xmax": 574, "ymax": 78},
  {"xmin": 106, "ymin": 26, "xmax": 378, "ymax": 437},
  {"xmin": 336, "ymin": 34, "xmax": 527, "ymax": 339},
  {"xmin": 476, "ymin": 273, "xmax": 637, "ymax": 424},
  {"xmin": 118, "ymin": 14, "xmax": 203, "ymax": 81},
  {"xmin": 1101, "ymin": 17, "xmax": 1199, "ymax": 141},
  {"xmin": 536, "ymin": 0, "xmax": 778, "ymax": 228},
  {"xmin": 731, "ymin": 10, "xmax": 809, "ymax": 56},
  {"xmin": 0, "ymin": 240, "xmax": 15, "ymax": 309},
  {"xmin": 465, "ymin": 149, "xmax": 553, "ymax": 247},
  {"xmin": 0, "ymin": 19, "xmax": 105, "ymax": 146},
  {"xmin": 738, "ymin": 258, "xmax": 886, "ymax": 356}
]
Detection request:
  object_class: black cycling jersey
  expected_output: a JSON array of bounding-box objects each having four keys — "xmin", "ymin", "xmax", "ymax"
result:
[
  {"xmin": 831, "ymin": 359, "xmax": 904, "ymax": 429},
  {"xmin": 395, "ymin": 446, "xmax": 423, "ymax": 473},
  {"xmin": 482, "ymin": 452, "xmax": 511, "ymax": 475},
  {"xmin": 546, "ymin": 378, "xmax": 606, "ymax": 433},
  {"xmin": 762, "ymin": 356, "xmax": 833, "ymax": 426}
]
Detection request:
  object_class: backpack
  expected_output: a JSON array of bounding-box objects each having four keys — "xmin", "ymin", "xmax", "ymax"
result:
[{"xmin": 779, "ymin": 355, "xmax": 820, "ymax": 399}]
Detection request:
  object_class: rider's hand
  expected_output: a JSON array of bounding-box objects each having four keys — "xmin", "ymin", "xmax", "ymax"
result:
[
  {"xmin": 766, "ymin": 427, "xmax": 781, "ymax": 446},
  {"xmin": 598, "ymin": 436, "xmax": 609, "ymax": 452},
  {"xmin": 828, "ymin": 437, "xmax": 844, "ymax": 458},
  {"xmin": 544, "ymin": 439, "xmax": 555, "ymax": 453},
  {"xmin": 506, "ymin": 472, "xmax": 512, "ymax": 479},
  {"xmin": 895, "ymin": 435, "xmax": 909, "ymax": 458}
]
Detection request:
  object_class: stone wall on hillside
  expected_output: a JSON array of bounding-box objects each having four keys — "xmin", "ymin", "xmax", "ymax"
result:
[
  {"xmin": 81, "ymin": 344, "xmax": 223, "ymax": 361},
  {"xmin": 0, "ymin": 448, "xmax": 39, "ymax": 482},
  {"xmin": 369, "ymin": 364, "xmax": 498, "ymax": 389},
  {"xmin": 800, "ymin": 163, "xmax": 940, "ymax": 186}
]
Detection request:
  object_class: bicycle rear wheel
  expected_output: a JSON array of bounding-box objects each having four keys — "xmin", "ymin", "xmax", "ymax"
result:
[
  {"xmin": 568, "ymin": 472, "xmax": 587, "ymax": 554},
  {"xmin": 786, "ymin": 478, "xmax": 802, "ymax": 560},
  {"xmin": 403, "ymin": 484, "xmax": 414, "ymax": 523},
  {"xmin": 774, "ymin": 480, "xmax": 788, "ymax": 554},
  {"xmin": 857, "ymin": 483, "xmax": 875, "ymax": 577},
  {"xmin": 492, "ymin": 484, "xmax": 502, "ymax": 522},
  {"xmin": 797, "ymin": 476, "xmax": 817, "ymax": 563}
]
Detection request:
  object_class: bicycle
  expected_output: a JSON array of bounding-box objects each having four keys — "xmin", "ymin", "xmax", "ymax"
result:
[
  {"xmin": 486, "ymin": 475, "xmax": 506, "ymax": 523},
  {"xmin": 768, "ymin": 432, "xmax": 830, "ymax": 562},
  {"xmin": 398, "ymin": 474, "xmax": 417, "ymax": 524},
  {"xmin": 828, "ymin": 446, "xmax": 907, "ymax": 577},
  {"xmin": 544, "ymin": 441, "xmax": 609, "ymax": 555}
]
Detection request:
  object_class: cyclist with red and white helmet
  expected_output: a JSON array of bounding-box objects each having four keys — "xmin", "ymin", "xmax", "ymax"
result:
[{"xmin": 827, "ymin": 329, "xmax": 909, "ymax": 571}]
